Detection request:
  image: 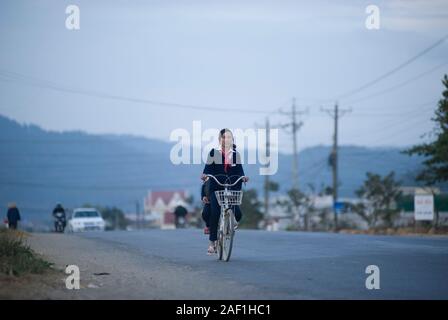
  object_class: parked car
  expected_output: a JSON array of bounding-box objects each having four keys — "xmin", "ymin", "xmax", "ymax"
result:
[{"xmin": 68, "ymin": 208, "xmax": 106, "ymax": 232}]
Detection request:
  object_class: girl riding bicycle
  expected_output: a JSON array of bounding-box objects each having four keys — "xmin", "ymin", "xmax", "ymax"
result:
[{"xmin": 201, "ymin": 128, "xmax": 249, "ymax": 255}]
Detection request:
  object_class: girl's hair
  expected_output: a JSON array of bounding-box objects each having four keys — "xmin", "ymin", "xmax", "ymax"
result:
[{"xmin": 219, "ymin": 128, "xmax": 237, "ymax": 150}]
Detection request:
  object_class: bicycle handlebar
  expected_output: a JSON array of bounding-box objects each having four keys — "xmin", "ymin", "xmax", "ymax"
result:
[{"xmin": 204, "ymin": 174, "xmax": 247, "ymax": 187}]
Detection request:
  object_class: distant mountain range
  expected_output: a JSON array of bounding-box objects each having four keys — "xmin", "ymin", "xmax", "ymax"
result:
[{"xmin": 0, "ymin": 114, "xmax": 438, "ymax": 224}]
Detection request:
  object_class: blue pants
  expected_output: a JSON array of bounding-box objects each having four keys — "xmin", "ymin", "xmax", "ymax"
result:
[
  {"xmin": 201, "ymin": 204, "xmax": 211, "ymax": 228},
  {"xmin": 205, "ymin": 191, "xmax": 242, "ymax": 242}
]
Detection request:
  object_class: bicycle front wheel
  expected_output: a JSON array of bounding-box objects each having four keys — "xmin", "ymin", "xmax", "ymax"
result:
[
  {"xmin": 217, "ymin": 209, "xmax": 224, "ymax": 260},
  {"xmin": 221, "ymin": 209, "xmax": 235, "ymax": 262},
  {"xmin": 217, "ymin": 229, "xmax": 223, "ymax": 260}
]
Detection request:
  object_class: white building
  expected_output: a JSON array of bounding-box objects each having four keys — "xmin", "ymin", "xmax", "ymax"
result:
[{"xmin": 144, "ymin": 190, "xmax": 190, "ymax": 229}]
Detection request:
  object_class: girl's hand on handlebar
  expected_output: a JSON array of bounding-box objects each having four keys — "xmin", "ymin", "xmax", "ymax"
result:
[
  {"xmin": 243, "ymin": 176, "xmax": 249, "ymax": 183},
  {"xmin": 201, "ymin": 174, "xmax": 207, "ymax": 181}
]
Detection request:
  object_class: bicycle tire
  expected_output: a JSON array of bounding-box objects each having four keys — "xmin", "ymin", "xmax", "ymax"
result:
[
  {"xmin": 217, "ymin": 214, "xmax": 224, "ymax": 260},
  {"xmin": 222, "ymin": 209, "xmax": 234, "ymax": 262}
]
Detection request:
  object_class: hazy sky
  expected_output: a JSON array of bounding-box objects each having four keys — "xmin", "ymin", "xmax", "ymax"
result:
[{"xmin": 0, "ymin": 0, "xmax": 447, "ymax": 153}]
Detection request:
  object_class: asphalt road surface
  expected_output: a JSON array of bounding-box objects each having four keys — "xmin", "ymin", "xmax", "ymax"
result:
[{"xmin": 73, "ymin": 229, "xmax": 448, "ymax": 299}]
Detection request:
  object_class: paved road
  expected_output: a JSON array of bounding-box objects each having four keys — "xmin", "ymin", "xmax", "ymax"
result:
[{"xmin": 79, "ymin": 229, "xmax": 448, "ymax": 299}]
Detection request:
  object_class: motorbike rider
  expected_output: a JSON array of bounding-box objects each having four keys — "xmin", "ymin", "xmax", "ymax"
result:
[{"xmin": 52, "ymin": 203, "xmax": 66, "ymax": 231}]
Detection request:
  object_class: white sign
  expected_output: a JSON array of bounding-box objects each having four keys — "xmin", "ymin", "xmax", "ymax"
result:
[{"xmin": 414, "ymin": 194, "xmax": 434, "ymax": 221}]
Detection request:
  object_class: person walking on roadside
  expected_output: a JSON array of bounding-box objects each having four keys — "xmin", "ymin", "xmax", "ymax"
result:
[{"xmin": 6, "ymin": 202, "xmax": 21, "ymax": 230}]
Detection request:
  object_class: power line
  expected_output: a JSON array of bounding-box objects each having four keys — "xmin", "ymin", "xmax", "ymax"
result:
[
  {"xmin": 277, "ymin": 98, "xmax": 309, "ymax": 190},
  {"xmin": 336, "ymin": 34, "xmax": 448, "ymax": 101},
  {"xmin": 267, "ymin": 157, "xmax": 329, "ymax": 190},
  {"xmin": 0, "ymin": 69, "xmax": 276, "ymax": 115},
  {"xmin": 364, "ymin": 116, "xmax": 434, "ymax": 146},
  {"xmin": 344, "ymin": 61, "xmax": 448, "ymax": 105},
  {"xmin": 344, "ymin": 108, "xmax": 430, "ymax": 140},
  {"xmin": 265, "ymin": 100, "xmax": 436, "ymax": 119},
  {"xmin": 309, "ymin": 160, "xmax": 331, "ymax": 188}
]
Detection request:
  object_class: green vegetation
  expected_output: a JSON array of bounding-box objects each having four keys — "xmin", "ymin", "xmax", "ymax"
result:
[
  {"xmin": 397, "ymin": 194, "xmax": 448, "ymax": 213},
  {"xmin": 404, "ymin": 74, "xmax": 448, "ymax": 185},
  {"xmin": 239, "ymin": 189, "xmax": 264, "ymax": 229},
  {"xmin": 0, "ymin": 229, "xmax": 52, "ymax": 276},
  {"xmin": 349, "ymin": 171, "xmax": 402, "ymax": 228},
  {"xmin": 99, "ymin": 207, "xmax": 129, "ymax": 230}
]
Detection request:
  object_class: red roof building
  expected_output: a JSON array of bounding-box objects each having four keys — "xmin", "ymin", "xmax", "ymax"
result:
[{"xmin": 144, "ymin": 190, "xmax": 189, "ymax": 229}]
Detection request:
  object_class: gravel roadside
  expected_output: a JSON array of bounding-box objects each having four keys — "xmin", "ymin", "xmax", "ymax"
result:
[{"xmin": 0, "ymin": 232, "xmax": 265, "ymax": 300}]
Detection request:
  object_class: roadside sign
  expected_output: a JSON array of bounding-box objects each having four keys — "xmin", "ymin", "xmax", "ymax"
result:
[
  {"xmin": 334, "ymin": 201, "xmax": 345, "ymax": 214},
  {"xmin": 414, "ymin": 194, "xmax": 434, "ymax": 221}
]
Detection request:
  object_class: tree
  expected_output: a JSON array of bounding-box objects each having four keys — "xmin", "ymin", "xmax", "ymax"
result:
[
  {"xmin": 350, "ymin": 172, "xmax": 402, "ymax": 228},
  {"xmin": 239, "ymin": 189, "xmax": 263, "ymax": 229},
  {"xmin": 277, "ymin": 187, "xmax": 315, "ymax": 231},
  {"xmin": 185, "ymin": 195, "xmax": 194, "ymax": 205},
  {"xmin": 99, "ymin": 206, "xmax": 129, "ymax": 230},
  {"xmin": 265, "ymin": 180, "xmax": 279, "ymax": 192},
  {"xmin": 404, "ymin": 74, "xmax": 448, "ymax": 184},
  {"xmin": 315, "ymin": 184, "xmax": 334, "ymax": 231}
]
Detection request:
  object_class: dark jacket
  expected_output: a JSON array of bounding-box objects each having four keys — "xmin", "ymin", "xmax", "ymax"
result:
[
  {"xmin": 7, "ymin": 207, "xmax": 21, "ymax": 223},
  {"xmin": 53, "ymin": 205, "xmax": 66, "ymax": 219},
  {"xmin": 174, "ymin": 205, "xmax": 188, "ymax": 217},
  {"xmin": 202, "ymin": 148, "xmax": 245, "ymax": 191}
]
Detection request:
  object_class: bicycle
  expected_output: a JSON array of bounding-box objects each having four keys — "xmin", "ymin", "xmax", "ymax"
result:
[{"xmin": 204, "ymin": 174, "xmax": 247, "ymax": 262}]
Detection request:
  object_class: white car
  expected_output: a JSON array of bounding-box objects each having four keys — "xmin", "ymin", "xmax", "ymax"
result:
[{"xmin": 68, "ymin": 208, "xmax": 106, "ymax": 232}]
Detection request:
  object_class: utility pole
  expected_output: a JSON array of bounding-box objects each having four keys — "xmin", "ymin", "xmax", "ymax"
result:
[
  {"xmin": 292, "ymin": 100, "xmax": 299, "ymax": 191},
  {"xmin": 264, "ymin": 117, "xmax": 271, "ymax": 219},
  {"xmin": 136, "ymin": 200, "xmax": 140, "ymax": 230},
  {"xmin": 332, "ymin": 103, "xmax": 339, "ymax": 231},
  {"xmin": 280, "ymin": 98, "xmax": 307, "ymax": 191},
  {"xmin": 278, "ymin": 98, "xmax": 308, "ymax": 230},
  {"xmin": 254, "ymin": 118, "xmax": 274, "ymax": 223},
  {"xmin": 321, "ymin": 102, "xmax": 351, "ymax": 231}
]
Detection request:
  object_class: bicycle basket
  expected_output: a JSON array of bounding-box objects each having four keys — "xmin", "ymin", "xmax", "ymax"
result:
[{"xmin": 215, "ymin": 190, "xmax": 243, "ymax": 206}]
